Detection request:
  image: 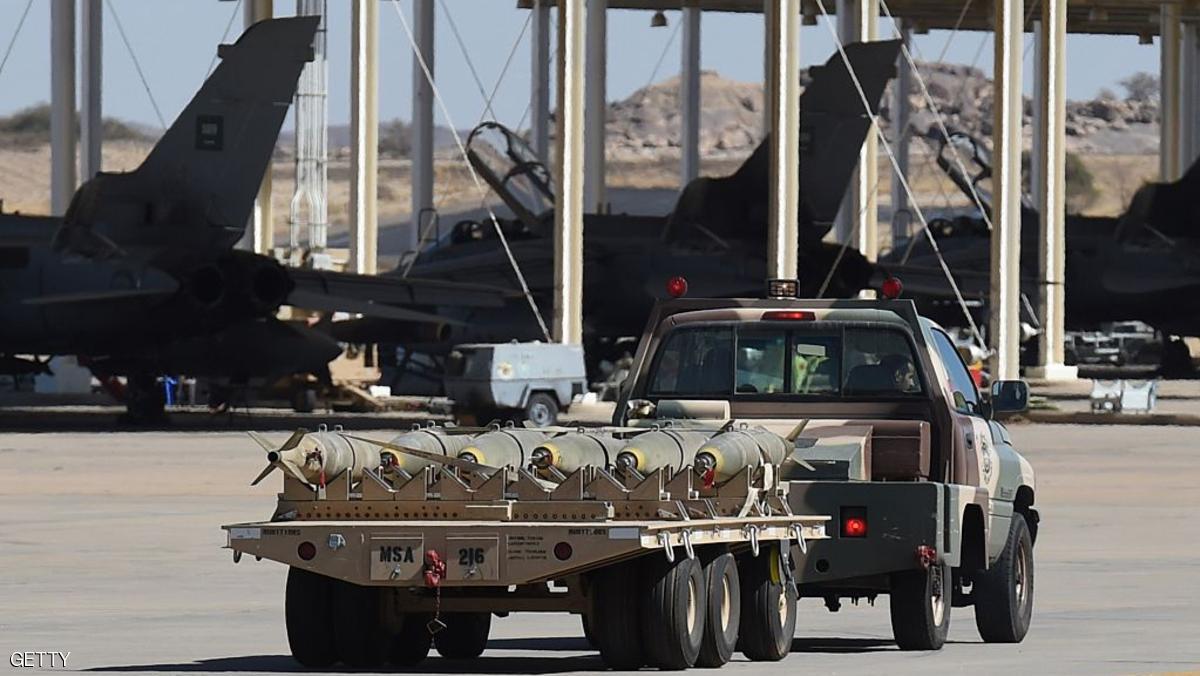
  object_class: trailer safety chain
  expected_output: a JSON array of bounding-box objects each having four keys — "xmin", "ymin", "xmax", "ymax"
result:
[
  {"xmin": 746, "ymin": 525, "xmax": 761, "ymax": 557},
  {"xmin": 423, "ymin": 550, "xmax": 448, "ymax": 634},
  {"xmin": 681, "ymin": 530, "xmax": 695, "ymax": 561}
]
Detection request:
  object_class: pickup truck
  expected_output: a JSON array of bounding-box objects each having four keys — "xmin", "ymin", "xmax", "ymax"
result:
[{"xmin": 615, "ymin": 296, "xmax": 1039, "ymax": 650}]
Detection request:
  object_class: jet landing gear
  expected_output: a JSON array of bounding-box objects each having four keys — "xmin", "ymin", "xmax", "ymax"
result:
[{"xmin": 120, "ymin": 373, "xmax": 168, "ymax": 425}]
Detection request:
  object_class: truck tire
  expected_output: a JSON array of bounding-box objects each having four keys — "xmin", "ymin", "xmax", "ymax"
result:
[
  {"xmin": 292, "ymin": 387, "xmax": 317, "ymax": 414},
  {"xmin": 331, "ymin": 579, "xmax": 389, "ymax": 667},
  {"xmin": 973, "ymin": 515, "xmax": 1034, "ymax": 643},
  {"xmin": 524, "ymin": 392, "xmax": 559, "ymax": 427},
  {"xmin": 639, "ymin": 554, "xmax": 707, "ymax": 670},
  {"xmin": 434, "ymin": 612, "xmax": 491, "ymax": 659},
  {"xmin": 889, "ymin": 560, "xmax": 951, "ymax": 650},
  {"xmin": 696, "ymin": 550, "xmax": 741, "ymax": 668},
  {"xmin": 390, "ymin": 613, "xmax": 433, "ymax": 666},
  {"xmin": 737, "ymin": 548, "xmax": 796, "ymax": 661},
  {"xmin": 588, "ymin": 561, "xmax": 645, "ymax": 669},
  {"xmin": 284, "ymin": 567, "xmax": 337, "ymax": 668}
]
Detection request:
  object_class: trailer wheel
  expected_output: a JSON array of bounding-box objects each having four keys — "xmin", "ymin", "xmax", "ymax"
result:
[
  {"xmin": 581, "ymin": 613, "xmax": 595, "ymax": 648},
  {"xmin": 640, "ymin": 554, "xmax": 707, "ymax": 669},
  {"xmin": 434, "ymin": 612, "xmax": 492, "ymax": 659},
  {"xmin": 389, "ymin": 613, "xmax": 433, "ymax": 666},
  {"xmin": 737, "ymin": 548, "xmax": 796, "ymax": 661},
  {"xmin": 890, "ymin": 559, "xmax": 951, "ymax": 650},
  {"xmin": 524, "ymin": 392, "xmax": 559, "ymax": 427},
  {"xmin": 973, "ymin": 515, "xmax": 1034, "ymax": 643},
  {"xmin": 696, "ymin": 551, "xmax": 741, "ymax": 668},
  {"xmin": 588, "ymin": 561, "xmax": 645, "ymax": 669},
  {"xmin": 284, "ymin": 567, "xmax": 337, "ymax": 668},
  {"xmin": 331, "ymin": 579, "xmax": 389, "ymax": 667}
]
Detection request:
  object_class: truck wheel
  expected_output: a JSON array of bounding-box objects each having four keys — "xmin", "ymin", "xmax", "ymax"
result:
[
  {"xmin": 737, "ymin": 548, "xmax": 796, "ymax": 661},
  {"xmin": 434, "ymin": 612, "xmax": 492, "ymax": 659},
  {"xmin": 524, "ymin": 393, "xmax": 559, "ymax": 427},
  {"xmin": 390, "ymin": 613, "xmax": 433, "ymax": 666},
  {"xmin": 292, "ymin": 387, "xmax": 317, "ymax": 414},
  {"xmin": 331, "ymin": 579, "xmax": 389, "ymax": 667},
  {"xmin": 889, "ymin": 560, "xmax": 951, "ymax": 650},
  {"xmin": 973, "ymin": 516, "xmax": 1034, "ymax": 643},
  {"xmin": 696, "ymin": 551, "xmax": 741, "ymax": 668},
  {"xmin": 588, "ymin": 561, "xmax": 645, "ymax": 669},
  {"xmin": 639, "ymin": 554, "xmax": 707, "ymax": 669},
  {"xmin": 284, "ymin": 567, "xmax": 337, "ymax": 668}
]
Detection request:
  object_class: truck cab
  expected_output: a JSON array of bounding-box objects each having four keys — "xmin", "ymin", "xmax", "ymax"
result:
[{"xmin": 616, "ymin": 296, "xmax": 1038, "ymax": 648}]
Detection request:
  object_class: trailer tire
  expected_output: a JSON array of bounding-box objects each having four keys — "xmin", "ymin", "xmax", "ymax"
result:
[
  {"xmin": 890, "ymin": 560, "xmax": 951, "ymax": 650},
  {"xmin": 434, "ymin": 612, "xmax": 492, "ymax": 659},
  {"xmin": 588, "ymin": 561, "xmax": 645, "ymax": 669},
  {"xmin": 284, "ymin": 567, "xmax": 337, "ymax": 668},
  {"xmin": 974, "ymin": 515, "xmax": 1034, "ymax": 643},
  {"xmin": 581, "ymin": 613, "xmax": 595, "ymax": 648},
  {"xmin": 389, "ymin": 613, "xmax": 433, "ymax": 666},
  {"xmin": 331, "ymin": 579, "xmax": 389, "ymax": 667},
  {"xmin": 696, "ymin": 551, "xmax": 741, "ymax": 668},
  {"xmin": 640, "ymin": 554, "xmax": 707, "ymax": 670},
  {"xmin": 737, "ymin": 548, "xmax": 796, "ymax": 661}
]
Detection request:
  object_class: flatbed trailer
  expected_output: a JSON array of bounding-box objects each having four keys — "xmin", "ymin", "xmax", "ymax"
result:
[{"xmin": 223, "ymin": 429, "xmax": 828, "ymax": 670}]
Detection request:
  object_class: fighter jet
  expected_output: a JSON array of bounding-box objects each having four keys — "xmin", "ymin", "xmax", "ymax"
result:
[
  {"xmin": 879, "ymin": 130, "xmax": 1200, "ymax": 371},
  {"xmin": 349, "ymin": 40, "xmax": 903, "ymax": 376},
  {"xmin": 0, "ymin": 18, "xmax": 511, "ymax": 420}
]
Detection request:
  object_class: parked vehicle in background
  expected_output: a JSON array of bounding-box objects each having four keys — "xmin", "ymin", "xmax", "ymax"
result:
[{"xmin": 444, "ymin": 342, "xmax": 586, "ymax": 426}]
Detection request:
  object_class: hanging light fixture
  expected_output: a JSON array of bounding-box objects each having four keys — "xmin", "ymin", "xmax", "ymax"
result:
[{"xmin": 651, "ymin": 10, "xmax": 668, "ymax": 28}]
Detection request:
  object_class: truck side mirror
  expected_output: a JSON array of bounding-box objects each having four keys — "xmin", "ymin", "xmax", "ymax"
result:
[
  {"xmin": 990, "ymin": 380, "xmax": 1029, "ymax": 413},
  {"xmin": 626, "ymin": 398, "xmax": 656, "ymax": 419}
]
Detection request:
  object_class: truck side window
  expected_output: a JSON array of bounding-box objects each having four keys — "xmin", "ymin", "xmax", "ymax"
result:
[
  {"xmin": 930, "ymin": 329, "xmax": 980, "ymax": 413},
  {"xmin": 648, "ymin": 327, "xmax": 734, "ymax": 396}
]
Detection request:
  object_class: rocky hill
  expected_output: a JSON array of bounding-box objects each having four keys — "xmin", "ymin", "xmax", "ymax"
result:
[{"xmin": 603, "ymin": 62, "xmax": 1161, "ymax": 160}]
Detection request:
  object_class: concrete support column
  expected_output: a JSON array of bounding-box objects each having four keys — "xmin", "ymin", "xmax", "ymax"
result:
[
  {"xmin": 989, "ymin": 0, "xmax": 1023, "ymax": 380},
  {"xmin": 244, "ymin": 0, "xmax": 273, "ymax": 254},
  {"xmin": 350, "ymin": 0, "xmax": 378, "ymax": 274},
  {"xmin": 50, "ymin": 0, "xmax": 76, "ymax": 216},
  {"xmin": 583, "ymin": 0, "xmax": 606, "ymax": 212},
  {"xmin": 762, "ymin": 0, "xmax": 778, "ymax": 136},
  {"xmin": 80, "ymin": 0, "xmax": 102, "ymax": 181},
  {"xmin": 411, "ymin": 0, "xmax": 435, "ymax": 255},
  {"xmin": 1161, "ymin": 4, "xmax": 1182, "ymax": 181},
  {"xmin": 891, "ymin": 20, "xmax": 912, "ymax": 250},
  {"xmin": 530, "ymin": 0, "xmax": 552, "ymax": 164},
  {"xmin": 1029, "ymin": 1, "xmax": 1075, "ymax": 381},
  {"xmin": 766, "ymin": 0, "xmax": 801, "ymax": 282},
  {"xmin": 554, "ymin": 0, "xmax": 586, "ymax": 344},
  {"xmin": 834, "ymin": 0, "xmax": 879, "ymax": 261},
  {"xmin": 1181, "ymin": 22, "xmax": 1198, "ymax": 166},
  {"xmin": 680, "ymin": 5, "xmax": 702, "ymax": 184}
]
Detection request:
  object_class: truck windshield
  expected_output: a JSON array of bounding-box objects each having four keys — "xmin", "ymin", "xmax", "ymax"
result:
[{"xmin": 647, "ymin": 324, "xmax": 923, "ymax": 398}]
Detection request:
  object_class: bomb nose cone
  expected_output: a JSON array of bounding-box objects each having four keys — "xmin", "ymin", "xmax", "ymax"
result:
[
  {"xmin": 616, "ymin": 451, "xmax": 638, "ymax": 471},
  {"xmin": 530, "ymin": 448, "xmax": 552, "ymax": 469},
  {"xmin": 694, "ymin": 451, "xmax": 716, "ymax": 471},
  {"xmin": 459, "ymin": 450, "xmax": 480, "ymax": 464}
]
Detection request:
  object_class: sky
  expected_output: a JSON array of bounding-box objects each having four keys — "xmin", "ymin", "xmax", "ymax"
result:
[{"xmin": 0, "ymin": 0, "xmax": 1164, "ymax": 133}]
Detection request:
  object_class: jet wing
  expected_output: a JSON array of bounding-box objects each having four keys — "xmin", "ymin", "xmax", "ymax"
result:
[{"xmin": 21, "ymin": 287, "xmax": 178, "ymax": 306}]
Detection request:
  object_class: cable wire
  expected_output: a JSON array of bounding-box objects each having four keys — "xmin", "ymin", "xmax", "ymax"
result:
[
  {"xmin": 0, "ymin": 0, "xmax": 34, "ymax": 83},
  {"xmin": 204, "ymin": 0, "xmax": 243, "ymax": 80},
  {"xmin": 105, "ymin": 0, "xmax": 168, "ymax": 130}
]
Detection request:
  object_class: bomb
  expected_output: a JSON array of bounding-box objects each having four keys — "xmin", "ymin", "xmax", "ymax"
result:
[
  {"xmin": 530, "ymin": 432, "xmax": 626, "ymax": 474},
  {"xmin": 250, "ymin": 430, "xmax": 381, "ymax": 486},
  {"xmin": 457, "ymin": 428, "xmax": 548, "ymax": 469},
  {"xmin": 382, "ymin": 427, "xmax": 476, "ymax": 474},
  {"xmin": 693, "ymin": 426, "xmax": 791, "ymax": 482},
  {"xmin": 614, "ymin": 429, "xmax": 715, "ymax": 474}
]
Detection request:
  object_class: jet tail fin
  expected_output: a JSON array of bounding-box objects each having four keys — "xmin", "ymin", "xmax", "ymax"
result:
[{"xmin": 59, "ymin": 18, "xmax": 317, "ymax": 255}]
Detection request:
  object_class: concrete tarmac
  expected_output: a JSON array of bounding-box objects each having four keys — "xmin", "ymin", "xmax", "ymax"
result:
[{"xmin": 1, "ymin": 424, "xmax": 1198, "ymax": 675}]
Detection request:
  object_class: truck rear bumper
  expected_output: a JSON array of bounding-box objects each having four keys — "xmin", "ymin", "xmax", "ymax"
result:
[{"xmin": 788, "ymin": 481, "xmax": 973, "ymax": 586}]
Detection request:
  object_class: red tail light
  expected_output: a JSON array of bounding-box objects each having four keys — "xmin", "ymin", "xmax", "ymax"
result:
[
  {"xmin": 297, "ymin": 541, "xmax": 317, "ymax": 560},
  {"xmin": 762, "ymin": 310, "xmax": 815, "ymax": 321},
  {"xmin": 840, "ymin": 507, "xmax": 868, "ymax": 538},
  {"xmin": 881, "ymin": 276, "xmax": 904, "ymax": 300},
  {"xmin": 553, "ymin": 542, "xmax": 573, "ymax": 561}
]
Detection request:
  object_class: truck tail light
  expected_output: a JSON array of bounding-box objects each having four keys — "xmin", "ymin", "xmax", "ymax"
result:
[
  {"xmin": 553, "ymin": 542, "xmax": 573, "ymax": 561},
  {"xmin": 297, "ymin": 541, "xmax": 317, "ymax": 561},
  {"xmin": 762, "ymin": 310, "xmax": 815, "ymax": 321},
  {"xmin": 840, "ymin": 507, "xmax": 868, "ymax": 538}
]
